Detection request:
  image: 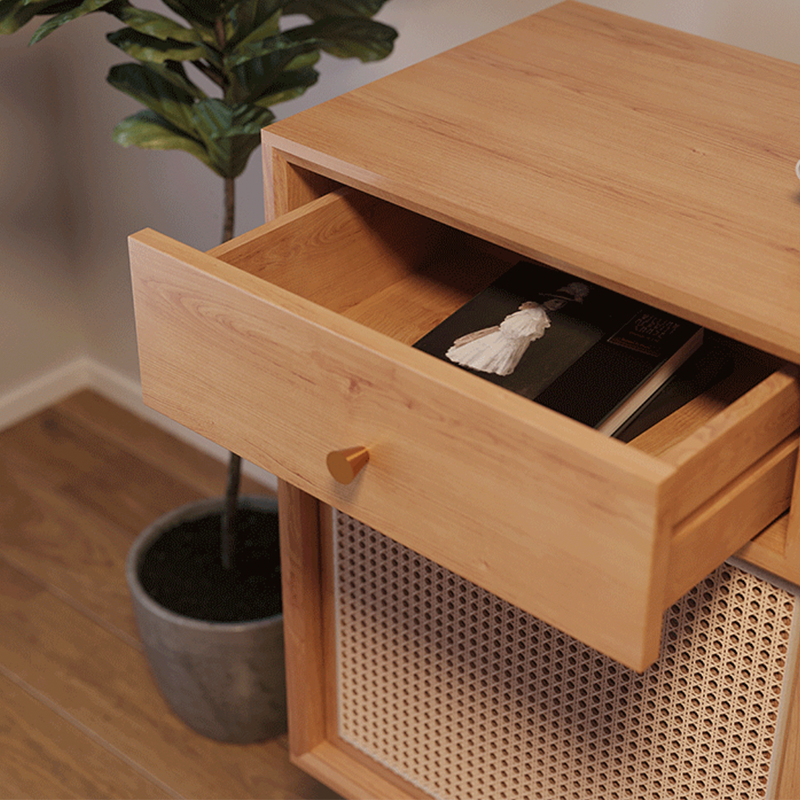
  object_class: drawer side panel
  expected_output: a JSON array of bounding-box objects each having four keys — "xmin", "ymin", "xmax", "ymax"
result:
[{"xmin": 662, "ymin": 366, "xmax": 800, "ymax": 523}]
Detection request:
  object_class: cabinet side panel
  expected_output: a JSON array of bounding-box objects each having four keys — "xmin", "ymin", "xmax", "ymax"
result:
[
  {"xmin": 665, "ymin": 436, "xmax": 798, "ymax": 606},
  {"xmin": 737, "ymin": 443, "xmax": 800, "ymax": 585},
  {"xmin": 775, "ymin": 608, "xmax": 800, "ymax": 799},
  {"xmin": 264, "ymin": 143, "xmax": 341, "ymax": 220},
  {"xmin": 660, "ymin": 366, "xmax": 800, "ymax": 523}
]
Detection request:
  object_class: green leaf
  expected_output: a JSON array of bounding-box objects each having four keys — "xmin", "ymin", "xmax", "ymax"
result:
[
  {"xmin": 28, "ymin": 0, "xmax": 115, "ymax": 43},
  {"xmin": 107, "ymin": 5, "xmax": 198, "ymax": 43},
  {"xmin": 186, "ymin": 98, "xmax": 273, "ymax": 177},
  {"xmin": 112, "ymin": 106, "xmax": 262, "ymax": 179},
  {"xmin": 192, "ymin": 98, "xmax": 273, "ymax": 139},
  {"xmin": 0, "ymin": 0, "xmax": 68, "ymax": 35},
  {"xmin": 212, "ymin": 133, "xmax": 261, "ymax": 178},
  {"xmin": 230, "ymin": 16, "xmax": 396, "ymax": 67},
  {"xmin": 251, "ymin": 63, "xmax": 319, "ymax": 108},
  {"xmin": 283, "ymin": 49, "xmax": 320, "ymax": 71},
  {"xmin": 227, "ymin": 0, "xmax": 282, "ymax": 48},
  {"xmin": 227, "ymin": 41, "xmax": 317, "ymax": 104},
  {"xmin": 230, "ymin": 7, "xmax": 280, "ymax": 50},
  {"xmin": 225, "ymin": 30, "xmax": 312, "ymax": 70},
  {"xmin": 107, "ymin": 27, "xmax": 206, "ymax": 63},
  {"xmin": 162, "ymin": 60, "xmax": 210, "ymax": 97},
  {"xmin": 154, "ymin": 0, "xmax": 221, "ymax": 48},
  {"xmin": 0, "ymin": 1, "xmax": 90, "ymax": 36},
  {"xmin": 158, "ymin": 0, "xmax": 227, "ymax": 27},
  {"xmin": 107, "ymin": 61, "xmax": 205, "ymax": 137},
  {"xmin": 284, "ymin": 0, "xmax": 390, "ymax": 20},
  {"xmin": 299, "ymin": 16, "xmax": 396, "ymax": 61},
  {"xmin": 231, "ymin": 102, "xmax": 275, "ymax": 134},
  {"xmin": 112, "ymin": 108, "xmax": 214, "ymax": 168},
  {"xmin": 114, "ymin": 59, "xmax": 206, "ymax": 99}
]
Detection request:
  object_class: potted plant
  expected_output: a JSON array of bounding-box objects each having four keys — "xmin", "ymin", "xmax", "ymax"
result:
[{"xmin": 1, "ymin": 0, "xmax": 397, "ymax": 743}]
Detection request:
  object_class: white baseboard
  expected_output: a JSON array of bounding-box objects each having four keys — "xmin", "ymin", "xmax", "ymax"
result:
[
  {"xmin": 0, "ymin": 357, "xmax": 95, "ymax": 432},
  {"xmin": 0, "ymin": 357, "xmax": 277, "ymax": 491}
]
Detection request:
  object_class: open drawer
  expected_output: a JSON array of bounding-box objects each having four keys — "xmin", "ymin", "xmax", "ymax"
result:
[{"xmin": 129, "ymin": 186, "xmax": 800, "ymax": 671}]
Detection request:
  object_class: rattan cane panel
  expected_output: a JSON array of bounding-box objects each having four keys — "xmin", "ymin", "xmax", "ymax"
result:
[{"xmin": 332, "ymin": 512, "xmax": 797, "ymax": 800}]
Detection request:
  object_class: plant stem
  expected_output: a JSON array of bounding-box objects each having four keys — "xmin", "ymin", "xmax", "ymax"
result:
[
  {"xmin": 220, "ymin": 175, "xmax": 238, "ymax": 566},
  {"xmin": 217, "ymin": 18, "xmax": 242, "ymax": 571},
  {"xmin": 191, "ymin": 59, "xmax": 225, "ymax": 88},
  {"xmin": 221, "ymin": 451, "xmax": 242, "ymax": 570},
  {"xmin": 223, "ymin": 176, "xmax": 235, "ymax": 244}
]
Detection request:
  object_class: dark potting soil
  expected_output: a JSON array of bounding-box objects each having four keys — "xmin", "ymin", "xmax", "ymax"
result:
[{"xmin": 138, "ymin": 508, "xmax": 282, "ymax": 622}]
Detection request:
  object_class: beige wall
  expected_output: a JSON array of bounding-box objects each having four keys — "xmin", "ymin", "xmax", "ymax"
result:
[{"xmin": 2, "ymin": 0, "xmax": 799, "ymax": 402}]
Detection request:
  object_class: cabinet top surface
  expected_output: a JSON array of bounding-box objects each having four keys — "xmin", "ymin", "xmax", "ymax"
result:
[{"xmin": 264, "ymin": 1, "xmax": 800, "ymax": 362}]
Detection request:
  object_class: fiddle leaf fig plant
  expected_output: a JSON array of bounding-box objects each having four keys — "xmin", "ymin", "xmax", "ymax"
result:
[{"xmin": 2, "ymin": 0, "xmax": 398, "ymax": 568}]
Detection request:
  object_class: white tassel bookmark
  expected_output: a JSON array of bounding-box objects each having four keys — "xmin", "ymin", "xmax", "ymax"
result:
[{"xmin": 446, "ymin": 301, "xmax": 551, "ymax": 376}]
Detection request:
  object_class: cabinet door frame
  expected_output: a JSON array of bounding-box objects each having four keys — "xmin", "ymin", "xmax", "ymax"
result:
[{"xmin": 278, "ymin": 481, "xmax": 427, "ymax": 799}]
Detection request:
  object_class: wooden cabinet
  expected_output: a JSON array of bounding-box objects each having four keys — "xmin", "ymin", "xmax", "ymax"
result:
[{"xmin": 129, "ymin": 2, "xmax": 800, "ymax": 797}]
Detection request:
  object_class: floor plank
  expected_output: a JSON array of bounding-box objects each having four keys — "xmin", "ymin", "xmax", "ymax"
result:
[
  {"xmin": 0, "ymin": 390, "xmax": 340, "ymax": 799},
  {"xmin": 0, "ymin": 405, "xmax": 207, "ymax": 530},
  {"xmin": 0, "ymin": 672, "xmax": 173, "ymax": 799},
  {"xmin": 0, "ymin": 558, "xmax": 336, "ymax": 799},
  {"xmin": 0, "ymin": 456, "xmax": 145, "ymax": 642},
  {"xmin": 0, "ymin": 400, "xmax": 275, "ymax": 642},
  {"xmin": 58, "ymin": 389, "xmax": 268, "ymax": 498}
]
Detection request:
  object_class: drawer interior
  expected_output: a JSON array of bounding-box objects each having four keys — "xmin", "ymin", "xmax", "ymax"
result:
[
  {"xmin": 212, "ymin": 188, "xmax": 516, "ymax": 346},
  {"xmin": 210, "ymin": 185, "xmax": 800, "ymax": 598},
  {"xmin": 213, "ymin": 186, "xmax": 791, "ymax": 445}
]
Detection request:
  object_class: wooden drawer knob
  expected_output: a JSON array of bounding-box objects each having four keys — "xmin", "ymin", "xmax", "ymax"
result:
[{"xmin": 327, "ymin": 446, "xmax": 370, "ymax": 484}]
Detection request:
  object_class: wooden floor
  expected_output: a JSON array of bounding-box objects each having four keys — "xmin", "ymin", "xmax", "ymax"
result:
[{"xmin": 0, "ymin": 389, "xmax": 341, "ymax": 799}]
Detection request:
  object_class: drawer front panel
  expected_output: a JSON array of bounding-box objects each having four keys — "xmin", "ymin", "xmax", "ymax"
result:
[{"xmin": 130, "ymin": 228, "xmax": 673, "ymax": 670}]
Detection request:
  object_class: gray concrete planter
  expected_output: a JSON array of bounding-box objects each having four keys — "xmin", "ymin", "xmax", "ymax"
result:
[{"xmin": 126, "ymin": 496, "xmax": 287, "ymax": 743}]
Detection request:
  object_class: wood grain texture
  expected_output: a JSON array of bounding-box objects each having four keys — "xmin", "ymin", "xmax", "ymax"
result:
[
  {"xmin": 665, "ymin": 435, "xmax": 799, "ymax": 605},
  {"xmin": 0, "ymin": 562, "xmax": 323, "ymax": 799},
  {"xmin": 130, "ymin": 227, "xmax": 675, "ymax": 670},
  {"xmin": 210, "ymin": 187, "xmax": 511, "ymax": 345},
  {"xmin": 295, "ymin": 743, "xmax": 425, "ymax": 800},
  {"xmin": 263, "ymin": 2, "xmax": 800, "ymax": 364},
  {"xmin": 0, "ymin": 399, "xmax": 204, "ymax": 643},
  {"xmin": 0, "ymin": 392, "xmax": 339, "ymax": 800},
  {"xmin": 740, "ymin": 449, "xmax": 800, "ymax": 585},
  {"xmin": 126, "ymin": 3, "xmax": 800, "ymax": 793},
  {"xmin": 129, "ymin": 209, "xmax": 800, "ymax": 669},
  {"xmin": 658, "ymin": 366, "xmax": 800, "ymax": 524},
  {"xmin": 263, "ymin": 148, "xmax": 340, "ymax": 221},
  {"xmin": 628, "ymin": 346, "xmax": 778, "ymax": 458},
  {"xmin": 252, "ymin": 4, "xmax": 800, "ymax": 796},
  {"xmin": 278, "ymin": 480, "xmax": 327, "ymax": 758},
  {"xmin": 786, "ymin": 450, "xmax": 800, "ymax": 570},
  {"xmin": 0, "ymin": 672, "xmax": 171, "ymax": 799},
  {"xmin": 774, "ymin": 610, "xmax": 800, "ymax": 800},
  {"xmin": 57, "ymin": 389, "xmax": 268, "ymax": 498}
]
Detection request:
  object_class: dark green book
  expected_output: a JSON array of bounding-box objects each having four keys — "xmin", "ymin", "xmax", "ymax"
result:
[{"xmin": 413, "ymin": 261, "xmax": 704, "ymax": 436}]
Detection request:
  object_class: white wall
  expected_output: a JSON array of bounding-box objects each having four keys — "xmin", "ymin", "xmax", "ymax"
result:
[{"xmin": 2, "ymin": 0, "xmax": 799, "ymax": 413}]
